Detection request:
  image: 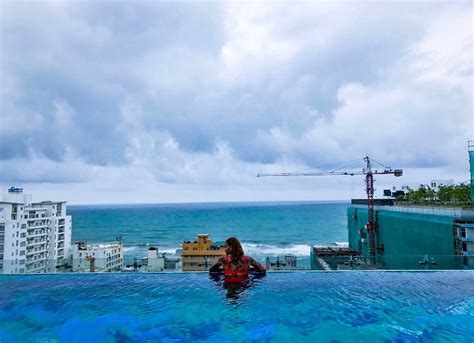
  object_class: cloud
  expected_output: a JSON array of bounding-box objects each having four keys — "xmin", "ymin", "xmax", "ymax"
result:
[{"xmin": 0, "ymin": 1, "xmax": 472, "ymax": 202}]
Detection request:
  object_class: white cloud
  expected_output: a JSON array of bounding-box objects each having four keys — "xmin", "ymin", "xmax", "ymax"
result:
[{"xmin": 1, "ymin": 1, "xmax": 472, "ymax": 203}]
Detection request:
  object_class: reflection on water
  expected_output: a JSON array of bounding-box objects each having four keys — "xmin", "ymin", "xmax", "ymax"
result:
[{"xmin": 209, "ymin": 273, "xmax": 266, "ymax": 302}]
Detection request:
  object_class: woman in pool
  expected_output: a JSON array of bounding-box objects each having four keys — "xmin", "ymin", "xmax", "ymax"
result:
[{"xmin": 209, "ymin": 236, "xmax": 266, "ymax": 282}]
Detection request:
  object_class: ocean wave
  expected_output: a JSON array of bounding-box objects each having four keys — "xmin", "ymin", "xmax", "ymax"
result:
[
  {"xmin": 121, "ymin": 242, "xmax": 312, "ymax": 257},
  {"xmin": 242, "ymin": 243, "xmax": 311, "ymax": 257},
  {"xmin": 122, "ymin": 246, "xmax": 139, "ymax": 253}
]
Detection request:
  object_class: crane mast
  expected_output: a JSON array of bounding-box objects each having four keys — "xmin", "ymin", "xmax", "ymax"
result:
[
  {"xmin": 364, "ymin": 156, "xmax": 376, "ymax": 260},
  {"xmin": 257, "ymin": 156, "xmax": 402, "ymax": 263}
]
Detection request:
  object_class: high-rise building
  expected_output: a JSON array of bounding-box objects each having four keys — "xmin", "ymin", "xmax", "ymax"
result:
[{"xmin": 0, "ymin": 187, "xmax": 72, "ymax": 274}]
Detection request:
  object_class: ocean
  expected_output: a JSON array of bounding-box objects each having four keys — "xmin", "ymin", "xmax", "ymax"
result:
[{"xmin": 69, "ymin": 201, "xmax": 349, "ymax": 266}]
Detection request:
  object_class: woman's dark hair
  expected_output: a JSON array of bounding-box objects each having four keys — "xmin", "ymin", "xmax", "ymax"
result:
[{"xmin": 226, "ymin": 237, "xmax": 244, "ymax": 262}]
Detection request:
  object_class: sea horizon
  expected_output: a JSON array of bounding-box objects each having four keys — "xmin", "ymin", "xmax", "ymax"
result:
[
  {"xmin": 69, "ymin": 201, "xmax": 350, "ymax": 266},
  {"xmin": 68, "ymin": 199, "xmax": 351, "ymax": 208}
]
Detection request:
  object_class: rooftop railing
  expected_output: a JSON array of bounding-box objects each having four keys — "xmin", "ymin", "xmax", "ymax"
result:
[{"xmin": 352, "ymin": 204, "xmax": 474, "ymax": 218}]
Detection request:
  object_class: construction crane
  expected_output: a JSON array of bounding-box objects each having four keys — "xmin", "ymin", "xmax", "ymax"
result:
[{"xmin": 257, "ymin": 156, "xmax": 402, "ymax": 262}]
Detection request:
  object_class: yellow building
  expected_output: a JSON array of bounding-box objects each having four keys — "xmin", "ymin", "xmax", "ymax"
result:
[{"xmin": 181, "ymin": 234, "xmax": 226, "ymax": 271}]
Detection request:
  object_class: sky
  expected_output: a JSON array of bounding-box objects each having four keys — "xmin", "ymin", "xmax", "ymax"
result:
[{"xmin": 1, "ymin": 1, "xmax": 473, "ymax": 204}]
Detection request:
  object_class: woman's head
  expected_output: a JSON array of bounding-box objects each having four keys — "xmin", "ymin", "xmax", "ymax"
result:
[{"xmin": 225, "ymin": 237, "xmax": 244, "ymax": 260}]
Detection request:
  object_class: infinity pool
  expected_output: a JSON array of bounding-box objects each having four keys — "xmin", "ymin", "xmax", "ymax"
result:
[{"xmin": 1, "ymin": 272, "xmax": 473, "ymax": 342}]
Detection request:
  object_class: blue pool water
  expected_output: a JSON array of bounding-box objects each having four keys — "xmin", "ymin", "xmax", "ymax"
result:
[{"xmin": 1, "ymin": 272, "xmax": 473, "ymax": 342}]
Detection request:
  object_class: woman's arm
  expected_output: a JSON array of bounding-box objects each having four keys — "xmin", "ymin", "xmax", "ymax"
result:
[
  {"xmin": 209, "ymin": 256, "xmax": 226, "ymax": 273},
  {"xmin": 247, "ymin": 257, "xmax": 266, "ymax": 272}
]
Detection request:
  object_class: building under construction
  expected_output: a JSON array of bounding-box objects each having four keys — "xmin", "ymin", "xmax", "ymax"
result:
[
  {"xmin": 345, "ymin": 141, "xmax": 474, "ymax": 270},
  {"xmin": 261, "ymin": 141, "xmax": 474, "ymax": 270},
  {"xmin": 308, "ymin": 141, "xmax": 474, "ymax": 270}
]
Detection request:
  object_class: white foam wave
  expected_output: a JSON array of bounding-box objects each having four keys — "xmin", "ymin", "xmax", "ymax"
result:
[
  {"xmin": 122, "ymin": 242, "xmax": 312, "ymax": 257},
  {"xmin": 122, "ymin": 245, "xmax": 179, "ymax": 255},
  {"xmin": 160, "ymin": 248, "xmax": 179, "ymax": 255},
  {"xmin": 242, "ymin": 243, "xmax": 311, "ymax": 257},
  {"xmin": 331, "ymin": 242, "xmax": 349, "ymax": 247},
  {"xmin": 122, "ymin": 246, "xmax": 139, "ymax": 253}
]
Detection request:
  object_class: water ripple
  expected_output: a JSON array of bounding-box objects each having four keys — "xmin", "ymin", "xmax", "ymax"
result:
[{"xmin": 0, "ymin": 272, "xmax": 473, "ymax": 342}]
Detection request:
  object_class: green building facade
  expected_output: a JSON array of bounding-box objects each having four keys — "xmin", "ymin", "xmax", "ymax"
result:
[{"xmin": 347, "ymin": 206, "xmax": 473, "ymax": 269}]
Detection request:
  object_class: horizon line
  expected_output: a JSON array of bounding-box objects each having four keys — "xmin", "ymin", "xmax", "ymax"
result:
[{"xmin": 68, "ymin": 199, "xmax": 352, "ymax": 207}]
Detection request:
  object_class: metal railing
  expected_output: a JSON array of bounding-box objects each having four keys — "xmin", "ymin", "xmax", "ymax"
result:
[{"xmin": 352, "ymin": 204, "xmax": 474, "ymax": 217}]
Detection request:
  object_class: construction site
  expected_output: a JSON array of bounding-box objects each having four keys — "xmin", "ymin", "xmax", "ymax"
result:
[{"xmin": 260, "ymin": 141, "xmax": 474, "ymax": 270}]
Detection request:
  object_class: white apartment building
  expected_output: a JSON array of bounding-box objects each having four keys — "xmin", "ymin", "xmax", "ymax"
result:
[
  {"xmin": 0, "ymin": 187, "xmax": 72, "ymax": 274},
  {"xmin": 71, "ymin": 241, "xmax": 123, "ymax": 272}
]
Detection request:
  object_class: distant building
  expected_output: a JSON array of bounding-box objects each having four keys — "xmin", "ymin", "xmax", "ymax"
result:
[
  {"xmin": 0, "ymin": 187, "xmax": 72, "ymax": 274},
  {"xmin": 164, "ymin": 256, "xmax": 182, "ymax": 271},
  {"xmin": 265, "ymin": 255, "xmax": 297, "ymax": 270},
  {"xmin": 181, "ymin": 234, "xmax": 225, "ymax": 271},
  {"xmin": 429, "ymin": 179, "xmax": 454, "ymax": 191},
  {"xmin": 71, "ymin": 241, "xmax": 123, "ymax": 272},
  {"xmin": 454, "ymin": 221, "xmax": 474, "ymax": 268},
  {"xmin": 146, "ymin": 246, "xmax": 165, "ymax": 272},
  {"xmin": 310, "ymin": 245, "xmax": 362, "ymax": 270}
]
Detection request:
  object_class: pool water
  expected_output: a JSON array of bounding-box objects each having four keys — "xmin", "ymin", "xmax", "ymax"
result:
[{"xmin": 1, "ymin": 272, "xmax": 473, "ymax": 342}]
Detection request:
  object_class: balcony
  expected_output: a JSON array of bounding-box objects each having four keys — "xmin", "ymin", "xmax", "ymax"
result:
[
  {"xmin": 27, "ymin": 222, "xmax": 49, "ymax": 229},
  {"xmin": 26, "ymin": 247, "xmax": 48, "ymax": 256},
  {"xmin": 27, "ymin": 240, "xmax": 47, "ymax": 247},
  {"xmin": 27, "ymin": 263, "xmax": 46, "ymax": 272},
  {"xmin": 27, "ymin": 231, "xmax": 48, "ymax": 239}
]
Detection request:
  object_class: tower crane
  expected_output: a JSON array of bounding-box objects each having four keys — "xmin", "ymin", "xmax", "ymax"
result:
[{"xmin": 257, "ymin": 156, "xmax": 402, "ymax": 262}]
